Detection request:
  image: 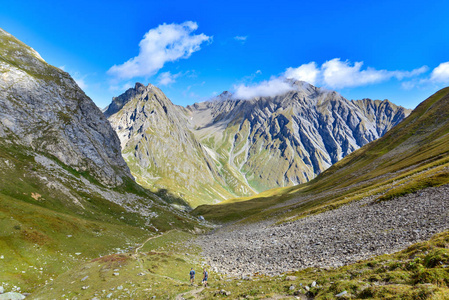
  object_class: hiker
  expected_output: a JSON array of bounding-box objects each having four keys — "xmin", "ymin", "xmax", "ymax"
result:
[
  {"xmin": 202, "ymin": 268, "xmax": 208, "ymax": 287},
  {"xmin": 189, "ymin": 268, "xmax": 195, "ymax": 285}
]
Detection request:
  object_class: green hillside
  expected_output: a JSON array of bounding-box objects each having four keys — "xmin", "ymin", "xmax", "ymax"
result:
[
  {"xmin": 193, "ymin": 87, "xmax": 449, "ymax": 223},
  {"xmin": 0, "ymin": 140, "xmax": 204, "ymax": 294}
]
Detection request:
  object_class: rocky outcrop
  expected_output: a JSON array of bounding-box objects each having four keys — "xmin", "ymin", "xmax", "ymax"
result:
[
  {"xmin": 103, "ymin": 82, "xmax": 147, "ymax": 118},
  {"xmin": 0, "ymin": 28, "xmax": 132, "ymax": 187}
]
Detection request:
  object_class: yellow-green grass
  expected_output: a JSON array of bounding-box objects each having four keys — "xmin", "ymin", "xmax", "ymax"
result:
[
  {"xmin": 0, "ymin": 140, "xmax": 203, "ymax": 294},
  {"xmin": 0, "ymin": 192, "xmax": 152, "ymax": 294},
  {"xmin": 31, "ymin": 231, "xmax": 208, "ymax": 299}
]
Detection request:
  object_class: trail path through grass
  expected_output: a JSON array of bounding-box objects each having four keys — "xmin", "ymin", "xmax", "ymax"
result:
[
  {"xmin": 133, "ymin": 230, "xmax": 187, "ymax": 285},
  {"xmin": 175, "ymin": 287, "xmax": 204, "ymax": 300},
  {"xmin": 133, "ymin": 229, "xmax": 175, "ymax": 255}
]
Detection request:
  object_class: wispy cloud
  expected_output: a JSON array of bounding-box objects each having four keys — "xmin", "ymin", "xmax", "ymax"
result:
[
  {"xmin": 107, "ymin": 21, "xmax": 212, "ymax": 80},
  {"xmin": 402, "ymin": 61, "xmax": 449, "ymax": 89},
  {"xmin": 322, "ymin": 59, "xmax": 427, "ymax": 88},
  {"xmin": 157, "ymin": 71, "xmax": 182, "ymax": 86},
  {"xmin": 234, "ymin": 36, "xmax": 248, "ymax": 43},
  {"xmin": 284, "ymin": 62, "xmax": 320, "ymax": 85},
  {"xmin": 233, "ymin": 77, "xmax": 293, "ymax": 99}
]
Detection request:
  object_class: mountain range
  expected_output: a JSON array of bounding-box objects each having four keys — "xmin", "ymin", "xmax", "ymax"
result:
[
  {"xmin": 105, "ymin": 81, "xmax": 411, "ymax": 206},
  {"xmin": 2, "ymin": 26, "xmax": 449, "ymax": 299}
]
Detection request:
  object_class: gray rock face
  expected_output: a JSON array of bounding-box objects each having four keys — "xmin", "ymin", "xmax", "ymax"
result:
[
  {"xmin": 103, "ymin": 82, "xmax": 147, "ymax": 118},
  {"xmin": 186, "ymin": 82, "xmax": 411, "ymax": 192},
  {"xmin": 0, "ymin": 28, "xmax": 132, "ymax": 187}
]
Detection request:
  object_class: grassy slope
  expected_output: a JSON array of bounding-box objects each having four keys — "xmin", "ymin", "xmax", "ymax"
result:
[
  {"xmin": 0, "ymin": 140, "xmax": 203, "ymax": 295},
  {"xmin": 192, "ymin": 87, "xmax": 449, "ymax": 223},
  {"xmin": 31, "ymin": 230, "xmax": 207, "ymax": 299}
]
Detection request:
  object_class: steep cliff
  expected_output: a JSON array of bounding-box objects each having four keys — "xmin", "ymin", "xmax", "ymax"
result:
[{"xmin": 0, "ymin": 28, "xmax": 131, "ymax": 187}]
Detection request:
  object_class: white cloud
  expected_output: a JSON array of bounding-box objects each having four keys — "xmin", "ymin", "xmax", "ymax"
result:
[
  {"xmin": 107, "ymin": 21, "xmax": 212, "ymax": 80},
  {"xmin": 233, "ymin": 77, "xmax": 294, "ymax": 99},
  {"xmin": 233, "ymin": 59, "xmax": 428, "ymax": 100},
  {"xmin": 157, "ymin": 71, "xmax": 181, "ymax": 86},
  {"xmin": 393, "ymin": 66, "xmax": 429, "ymax": 80},
  {"xmin": 430, "ymin": 62, "xmax": 449, "ymax": 83},
  {"xmin": 234, "ymin": 36, "xmax": 248, "ymax": 42},
  {"xmin": 284, "ymin": 62, "xmax": 319, "ymax": 85},
  {"xmin": 402, "ymin": 62, "xmax": 448, "ymax": 88},
  {"xmin": 284, "ymin": 58, "xmax": 428, "ymax": 89},
  {"xmin": 321, "ymin": 59, "xmax": 389, "ymax": 88}
]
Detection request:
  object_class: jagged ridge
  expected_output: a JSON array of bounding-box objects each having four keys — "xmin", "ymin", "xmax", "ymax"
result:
[
  {"xmin": 107, "ymin": 81, "xmax": 410, "ymax": 206},
  {"xmin": 186, "ymin": 82, "xmax": 411, "ymax": 192}
]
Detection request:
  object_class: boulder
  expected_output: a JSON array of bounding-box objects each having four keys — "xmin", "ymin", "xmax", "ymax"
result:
[{"xmin": 0, "ymin": 292, "xmax": 26, "ymax": 300}]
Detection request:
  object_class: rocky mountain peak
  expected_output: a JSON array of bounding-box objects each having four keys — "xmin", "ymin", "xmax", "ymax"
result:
[
  {"xmin": 216, "ymin": 90, "xmax": 233, "ymax": 101},
  {"xmin": 0, "ymin": 28, "xmax": 132, "ymax": 187},
  {"xmin": 185, "ymin": 85, "xmax": 411, "ymax": 193},
  {"xmin": 104, "ymin": 82, "xmax": 156, "ymax": 118},
  {"xmin": 106, "ymin": 84, "xmax": 243, "ymax": 206}
]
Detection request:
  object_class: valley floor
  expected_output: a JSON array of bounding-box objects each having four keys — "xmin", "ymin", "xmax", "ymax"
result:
[{"xmin": 4, "ymin": 186, "xmax": 449, "ymax": 299}]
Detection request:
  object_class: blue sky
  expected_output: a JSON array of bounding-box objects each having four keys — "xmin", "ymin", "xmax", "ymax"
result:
[{"xmin": 1, "ymin": 0, "xmax": 449, "ymax": 109}]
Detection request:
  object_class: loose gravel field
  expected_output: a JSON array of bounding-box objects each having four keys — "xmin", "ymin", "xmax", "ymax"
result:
[{"xmin": 196, "ymin": 185, "xmax": 449, "ymax": 276}]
